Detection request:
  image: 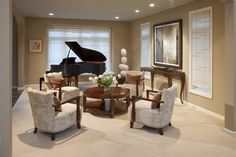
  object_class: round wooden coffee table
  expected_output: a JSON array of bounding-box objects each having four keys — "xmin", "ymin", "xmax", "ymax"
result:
[{"xmin": 83, "ymin": 86, "xmax": 130, "ymax": 118}]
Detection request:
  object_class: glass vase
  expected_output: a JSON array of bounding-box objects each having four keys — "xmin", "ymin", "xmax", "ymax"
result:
[{"xmin": 103, "ymin": 86, "xmax": 110, "ymax": 92}]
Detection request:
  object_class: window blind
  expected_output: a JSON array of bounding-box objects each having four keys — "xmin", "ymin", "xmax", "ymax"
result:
[
  {"xmin": 47, "ymin": 26, "xmax": 112, "ymax": 71},
  {"xmin": 140, "ymin": 22, "xmax": 151, "ymax": 79},
  {"xmin": 189, "ymin": 7, "xmax": 212, "ymax": 98}
]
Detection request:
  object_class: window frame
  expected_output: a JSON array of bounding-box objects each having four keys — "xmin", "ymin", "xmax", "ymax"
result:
[{"xmin": 189, "ymin": 6, "xmax": 213, "ymax": 99}]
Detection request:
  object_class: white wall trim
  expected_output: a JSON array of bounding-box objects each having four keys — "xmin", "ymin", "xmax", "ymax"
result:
[
  {"xmin": 24, "ymin": 84, "xmax": 41, "ymax": 89},
  {"xmin": 223, "ymin": 128, "xmax": 236, "ymax": 136},
  {"xmin": 17, "ymin": 86, "xmax": 25, "ymax": 90},
  {"xmin": 186, "ymin": 101, "xmax": 224, "ymax": 121},
  {"xmin": 175, "ymin": 98, "xmax": 224, "ymax": 121}
]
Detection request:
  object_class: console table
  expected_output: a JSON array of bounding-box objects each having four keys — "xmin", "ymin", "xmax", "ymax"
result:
[{"xmin": 141, "ymin": 67, "xmax": 185, "ymax": 103}]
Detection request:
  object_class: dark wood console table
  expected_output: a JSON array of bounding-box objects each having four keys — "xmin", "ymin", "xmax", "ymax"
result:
[{"xmin": 141, "ymin": 67, "xmax": 185, "ymax": 103}]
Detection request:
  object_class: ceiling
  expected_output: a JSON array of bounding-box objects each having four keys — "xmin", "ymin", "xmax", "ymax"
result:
[{"xmin": 13, "ymin": 0, "xmax": 198, "ymax": 21}]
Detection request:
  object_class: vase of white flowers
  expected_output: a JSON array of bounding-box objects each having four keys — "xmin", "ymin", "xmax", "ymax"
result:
[{"xmin": 89, "ymin": 74, "xmax": 121, "ymax": 91}]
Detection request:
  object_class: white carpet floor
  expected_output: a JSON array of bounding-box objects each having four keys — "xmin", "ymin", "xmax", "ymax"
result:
[{"xmin": 12, "ymin": 89, "xmax": 236, "ymax": 157}]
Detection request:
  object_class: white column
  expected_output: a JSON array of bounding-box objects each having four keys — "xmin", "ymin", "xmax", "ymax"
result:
[{"xmin": 0, "ymin": 0, "xmax": 12, "ymax": 156}]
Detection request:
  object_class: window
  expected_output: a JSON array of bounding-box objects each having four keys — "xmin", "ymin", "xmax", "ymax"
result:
[
  {"xmin": 47, "ymin": 26, "xmax": 112, "ymax": 71},
  {"xmin": 189, "ymin": 7, "xmax": 212, "ymax": 98},
  {"xmin": 140, "ymin": 22, "xmax": 151, "ymax": 79}
]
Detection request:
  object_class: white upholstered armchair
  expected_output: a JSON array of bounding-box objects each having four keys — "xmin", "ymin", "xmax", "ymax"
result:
[
  {"xmin": 27, "ymin": 88, "xmax": 82, "ymax": 140},
  {"xmin": 43, "ymin": 71, "xmax": 80, "ymax": 102},
  {"xmin": 119, "ymin": 70, "xmax": 145, "ymax": 97},
  {"xmin": 129, "ymin": 85, "xmax": 177, "ymax": 135}
]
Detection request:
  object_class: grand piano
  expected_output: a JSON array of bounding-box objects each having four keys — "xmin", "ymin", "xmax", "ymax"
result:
[{"xmin": 39, "ymin": 41, "xmax": 106, "ymax": 90}]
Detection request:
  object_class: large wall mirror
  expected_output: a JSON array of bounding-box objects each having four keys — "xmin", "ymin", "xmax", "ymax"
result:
[{"xmin": 153, "ymin": 19, "xmax": 183, "ymax": 69}]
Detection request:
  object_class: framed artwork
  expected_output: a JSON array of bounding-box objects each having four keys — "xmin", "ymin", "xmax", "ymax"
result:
[
  {"xmin": 29, "ymin": 40, "xmax": 42, "ymax": 53},
  {"xmin": 153, "ymin": 19, "xmax": 183, "ymax": 69}
]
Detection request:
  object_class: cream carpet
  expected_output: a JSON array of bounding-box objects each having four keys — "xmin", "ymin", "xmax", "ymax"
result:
[{"xmin": 12, "ymin": 89, "xmax": 236, "ymax": 157}]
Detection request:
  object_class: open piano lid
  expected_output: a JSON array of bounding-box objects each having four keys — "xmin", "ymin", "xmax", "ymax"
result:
[{"xmin": 65, "ymin": 41, "xmax": 107, "ymax": 62}]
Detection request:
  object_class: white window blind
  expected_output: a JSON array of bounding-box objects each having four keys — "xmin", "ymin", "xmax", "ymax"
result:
[
  {"xmin": 140, "ymin": 22, "xmax": 151, "ymax": 79},
  {"xmin": 189, "ymin": 7, "xmax": 212, "ymax": 98},
  {"xmin": 47, "ymin": 26, "xmax": 112, "ymax": 71}
]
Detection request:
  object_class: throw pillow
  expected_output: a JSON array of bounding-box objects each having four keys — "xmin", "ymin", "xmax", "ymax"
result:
[
  {"xmin": 151, "ymin": 92, "xmax": 162, "ymax": 109},
  {"xmin": 125, "ymin": 74, "xmax": 141, "ymax": 85},
  {"xmin": 53, "ymin": 96, "xmax": 62, "ymax": 112},
  {"xmin": 49, "ymin": 78, "xmax": 62, "ymax": 89},
  {"xmin": 46, "ymin": 72, "xmax": 64, "ymax": 89}
]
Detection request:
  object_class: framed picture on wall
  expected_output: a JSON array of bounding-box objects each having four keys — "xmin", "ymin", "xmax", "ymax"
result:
[{"xmin": 29, "ymin": 40, "xmax": 42, "ymax": 53}]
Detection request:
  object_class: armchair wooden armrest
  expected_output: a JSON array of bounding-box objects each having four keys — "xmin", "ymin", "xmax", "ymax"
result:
[
  {"xmin": 132, "ymin": 96, "xmax": 164, "ymax": 104},
  {"xmin": 130, "ymin": 96, "xmax": 164, "ymax": 126},
  {"xmin": 134, "ymin": 78, "xmax": 145, "ymax": 96},
  {"xmin": 58, "ymin": 96, "xmax": 80, "ymax": 105},
  {"xmin": 146, "ymin": 89, "xmax": 162, "ymax": 99}
]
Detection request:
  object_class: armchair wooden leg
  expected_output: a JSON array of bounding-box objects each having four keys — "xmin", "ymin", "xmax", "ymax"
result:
[
  {"xmin": 130, "ymin": 121, "xmax": 134, "ymax": 128},
  {"xmin": 159, "ymin": 128, "xmax": 163, "ymax": 135},
  {"xmin": 33, "ymin": 127, "xmax": 38, "ymax": 134},
  {"xmin": 169, "ymin": 122, "xmax": 172, "ymax": 126},
  {"xmin": 51, "ymin": 133, "xmax": 55, "ymax": 141},
  {"xmin": 77, "ymin": 123, "xmax": 81, "ymax": 129}
]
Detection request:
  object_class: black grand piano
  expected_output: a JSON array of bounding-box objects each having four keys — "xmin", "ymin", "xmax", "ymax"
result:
[{"xmin": 39, "ymin": 41, "xmax": 106, "ymax": 90}]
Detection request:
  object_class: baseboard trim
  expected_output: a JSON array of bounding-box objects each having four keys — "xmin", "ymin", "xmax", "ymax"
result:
[
  {"xmin": 223, "ymin": 128, "xmax": 236, "ymax": 136},
  {"xmin": 175, "ymin": 98, "xmax": 224, "ymax": 121},
  {"xmin": 24, "ymin": 84, "xmax": 40, "ymax": 89},
  {"xmin": 12, "ymin": 86, "xmax": 25, "ymax": 90},
  {"xmin": 17, "ymin": 86, "xmax": 25, "ymax": 90}
]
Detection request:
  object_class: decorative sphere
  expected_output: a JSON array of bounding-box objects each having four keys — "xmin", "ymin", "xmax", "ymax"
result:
[
  {"xmin": 120, "ymin": 70, "xmax": 127, "ymax": 76},
  {"xmin": 119, "ymin": 64, "xmax": 129, "ymax": 71},
  {"xmin": 121, "ymin": 57, "xmax": 127, "ymax": 64},
  {"xmin": 121, "ymin": 48, "xmax": 127, "ymax": 56}
]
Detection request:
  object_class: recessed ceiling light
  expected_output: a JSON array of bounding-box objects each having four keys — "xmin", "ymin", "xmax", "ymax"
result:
[
  {"xmin": 135, "ymin": 10, "xmax": 140, "ymax": 13},
  {"xmin": 149, "ymin": 3, "xmax": 155, "ymax": 7},
  {"xmin": 115, "ymin": 16, "xmax": 119, "ymax": 19},
  {"xmin": 49, "ymin": 13, "xmax": 54, "ymax": 16}
]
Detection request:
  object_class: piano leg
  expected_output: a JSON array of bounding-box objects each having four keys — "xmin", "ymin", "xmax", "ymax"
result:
[{"xmin": 75, "ymin": 75, "xmax": 78, "ymax": 87}]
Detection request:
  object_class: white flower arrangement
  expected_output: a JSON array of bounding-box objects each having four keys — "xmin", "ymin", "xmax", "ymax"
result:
[{"xmin": 89, "ymin": 74, "xmax": 121, "ymax": 88}]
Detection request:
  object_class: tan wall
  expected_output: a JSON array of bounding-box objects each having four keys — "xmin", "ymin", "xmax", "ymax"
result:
[
  {"xmin": 25, "ymin": 18, "xmax": 131, "ymax": 84},
  {"xmin": 13, "ymin": 5, "xmax": 25, "ymax": 87},
  {"xmin": 130, "ymin": 0, "xmax": 225, "ymax": 115}
]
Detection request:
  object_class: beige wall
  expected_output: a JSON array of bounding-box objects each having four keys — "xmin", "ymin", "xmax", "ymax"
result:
[
  {"xmin": 25, "ymin": 18, "xmax": 131, "ymax": 84},
  {"xmin": 130, "ymin": 0, "xmax": 225, "ymax": 115},
  {"xmin": 0, "ymin": 0, "xmax": 12, "ymax": 156},
  {"xmin": 13, "ymin": 6, "xmax": 25, "ymax": 87}
]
